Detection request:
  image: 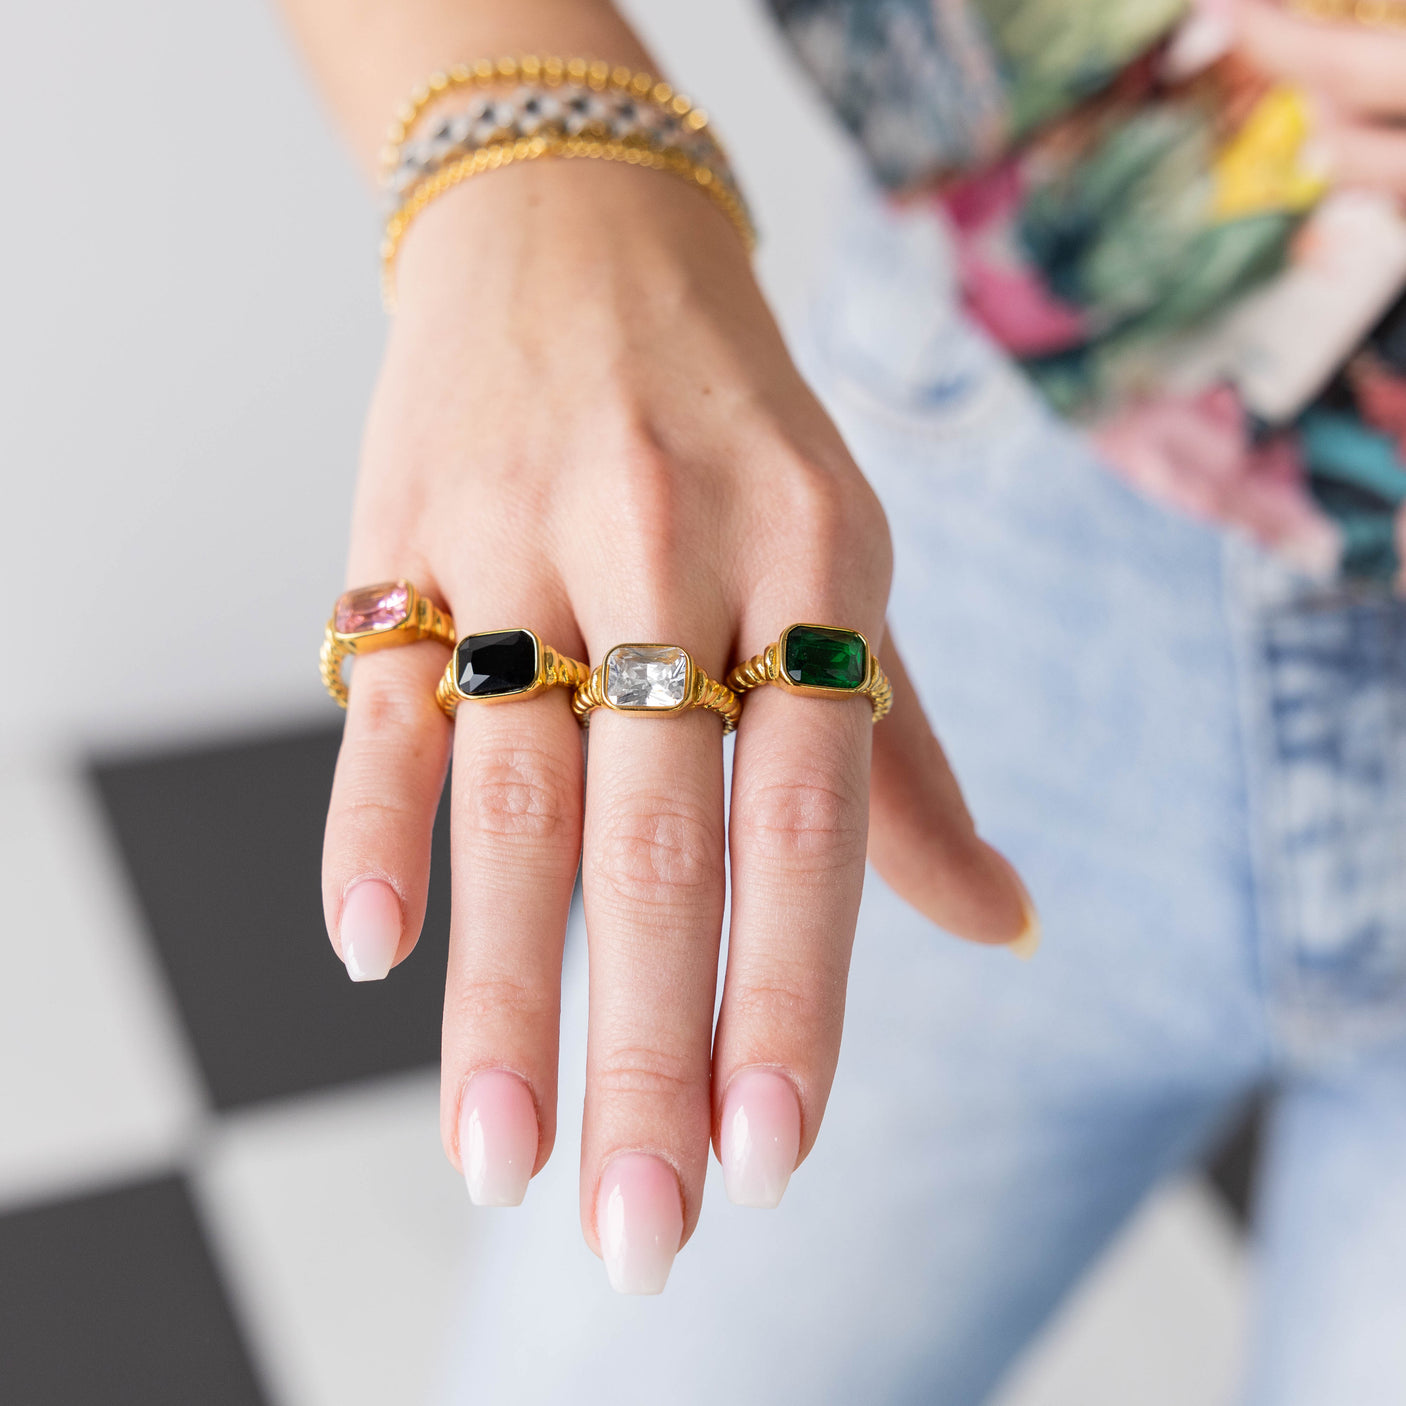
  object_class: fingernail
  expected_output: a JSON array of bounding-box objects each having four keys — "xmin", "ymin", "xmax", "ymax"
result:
[
  {"xmin": 596, "ymin": 1153, "xmax": 683, "ymax": 1295},
  {"xmin": 1161, "ymin": 12, "xmax": 1234, "ymax": 81},
  {"xmin": 1009, "ymin": 912, "xmax": 1042, "ymax": 961},
  {"xmin": 459, "ymin": 1070, "xmax": 539, "ymax": 1206},
  {"xmin": 720, "ymin": 1070, "xmax": 801, "ymax": 1208},
  {"xmin": 339, "ymin": 879, "xmax": 401, "ymax": 981},
  {"xmin": 990, "ymin": 850, "xmax": 1042, "ymax": 960},
  {"xmin": 1298, "ymin": 134, "xmax": 1336, "ymax": 186},
  {"xmin": 1008, "ymin": 882, "xmax": 1043, "ymax": 960}
]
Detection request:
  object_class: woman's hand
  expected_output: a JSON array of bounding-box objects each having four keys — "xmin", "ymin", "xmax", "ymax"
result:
[
  {"xmin": 321, "ymin": 158, "xmax": 1034, "ymax": 1290},
  {"xmin": 1234, "ymin": 0, "xmax": 1406, "ymax": 197}
]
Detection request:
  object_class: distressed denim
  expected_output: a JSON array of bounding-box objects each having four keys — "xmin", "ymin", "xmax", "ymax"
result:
[{"xmin": 433, "ymin": 190, "xmax": 1406, "ymax": 1406}]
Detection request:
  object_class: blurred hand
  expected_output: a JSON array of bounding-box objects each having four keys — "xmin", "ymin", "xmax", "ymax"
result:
[
  {"xmin": 1235, "ymin": 0, "xmax": 1406, "ymax": 198},
  {"xmin": 320, "ymin": 157, "xmax": 1034, "ymax": 1287}
]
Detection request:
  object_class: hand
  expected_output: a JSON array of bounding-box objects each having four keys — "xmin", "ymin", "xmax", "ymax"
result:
[
  {"xmin": 1234, "ymin": 0, "xmax": 1406, "ymax": 198},
  {"xmin": 321, "ymin": 157, "xmax": 1035, "ymax": 1290}
]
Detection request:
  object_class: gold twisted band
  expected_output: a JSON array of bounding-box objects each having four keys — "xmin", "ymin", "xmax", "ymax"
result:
[
  {"xmin": 320, "ymin": 580, "xmax": 456, "ymax": 709},
  {"xmin": 1287, "ymin": 0, "xmax": 1406, "ymax": 25},
  {"xmin": 380, "ymin": 135, "xmax": 754, "ymax": 310},
  {"xmin": 572, "ymin": 644, "xmax": 742, "ymax": 732},
  {"xmin": 727, "ymin": 624, "xmax": 893, "ymax": 723},
  {"xmin": 435, "ymin": 629, "xmax": 589, "ymax": 718}
]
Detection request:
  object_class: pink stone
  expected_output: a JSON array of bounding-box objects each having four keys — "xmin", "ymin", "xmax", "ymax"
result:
[{"xmin": 334, "ymin": 581, "xmax": 411, "ymax": 634}]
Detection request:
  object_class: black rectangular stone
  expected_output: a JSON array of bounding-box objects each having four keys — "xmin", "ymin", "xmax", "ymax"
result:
[{"xmin": 456, "ymin": 629, "xmax": 539, "ymax": 698}]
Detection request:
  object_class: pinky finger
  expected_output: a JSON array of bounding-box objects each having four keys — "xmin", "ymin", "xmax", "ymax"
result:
[{"xmin": 867, "ymin": 636, "xmax": 1039, "ymax": 954}]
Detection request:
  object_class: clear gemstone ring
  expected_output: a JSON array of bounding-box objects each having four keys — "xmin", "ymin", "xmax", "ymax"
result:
[
  {"xmin": 572, "ymin": 643, "xmax": 742, "ymax": 732},
  {"xmin": 320, "ymin": 580, "xmax": 457, "ymax": 709}
]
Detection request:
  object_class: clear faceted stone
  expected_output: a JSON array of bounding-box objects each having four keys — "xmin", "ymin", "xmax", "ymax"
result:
[{"xmin": 605, "ymin": 645, "xmax": 689, "ymax": 710}]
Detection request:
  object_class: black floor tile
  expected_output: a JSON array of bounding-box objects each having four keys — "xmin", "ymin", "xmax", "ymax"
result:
[
  {"xmin": 0, "ymin": 1175, "xmax": 268, "ymax": 1406},
  {"xmin": 92, "ymin": 724, "xmax": 449, "ymax": 1110}
]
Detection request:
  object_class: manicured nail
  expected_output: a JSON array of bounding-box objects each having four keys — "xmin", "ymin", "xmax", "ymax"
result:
[
  {"xmin": 1161, "ymin": 11, "xmax": 1233, "ymax": 81},
  {"xmin": 990, "ymin": 849, "xmax": 1042, "ymax": 959},
  {"xmin": 339, "ymin": 879, "xmax": 401, "ymax": 981},
  {"xmin": 459, "ymin": 1070, "xmax": 539, "ymax": 1206},
  {"xmin": 1008, "ymin": 874, "xmax": 1043, "ymax": 960},
  {"xmin": 720, "ymin": 1070, "xmax": 801, "ymax": 1208},
  {"xmin": 1009, "ymin": 912, "xmax": 1042, "ymax": 961},
  {"xmin": 595, "ymin": 1153, "xmax": 683, "ymax": 1295}
]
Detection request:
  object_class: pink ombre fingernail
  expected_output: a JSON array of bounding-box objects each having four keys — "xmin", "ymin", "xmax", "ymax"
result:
[
  {"xmin": 339, "ymin": 879, "xmax": 401, "ymax": 981},
  {"xmin": 595, "ymin": 1153, "xmax": 683, "ymax": 1295},
  {"xmin": 458, "ymin": 1070, "xmax": 539, "ymax": 1206},
  {"xmin": 720, "ymin": 1070, "xmax": 801, "ymax": 1208}
]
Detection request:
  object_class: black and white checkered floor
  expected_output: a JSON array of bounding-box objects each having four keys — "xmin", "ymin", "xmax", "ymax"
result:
[{"xmin": 1, "ymin": 724, "xmax": 1260, "ymax": 1406}]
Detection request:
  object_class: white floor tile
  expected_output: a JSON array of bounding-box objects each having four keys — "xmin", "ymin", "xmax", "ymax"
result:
[
  {"xmin": 992, "ymin": 1178, "xmax": 1250, "ymax": 1406},
  {"xmin": 194, "ymin": 1071, "xmax": 470, "ymax": 1406},
  {"xmin": 0, "ymin": 766, "xmax": 203, "ymax": 1207}
]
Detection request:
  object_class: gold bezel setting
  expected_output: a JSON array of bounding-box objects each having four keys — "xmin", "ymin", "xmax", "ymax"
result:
[
  {"xmin": 776, "ymin": 622, "xmax": 871, "ymax": 698},
  {"xmin": 602, "ymin": 643, "xmax": 696, "ymax": 717},
  {"xmin": 573, "ymin": 643, "xmax": 741, "ymax": 731},
  {"xmin": 434, "ymin": 629, "xmax": 590, "ymax": 719},
  {"xmin": 726, "ymin": 622, "xmax": 893, "ymax": 723},
  {"xmin": 451, "ymin": 628, "xmax": 546, "ymax": 705}
]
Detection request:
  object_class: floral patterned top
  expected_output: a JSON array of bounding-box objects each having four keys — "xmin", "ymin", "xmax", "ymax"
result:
[{"xmin": 766, "ymin": 0, "xmax": 1406, "ymax": 591}]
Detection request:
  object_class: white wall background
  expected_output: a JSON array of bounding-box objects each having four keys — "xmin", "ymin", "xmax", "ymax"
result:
[{"xmin": 0, "ymin": 0, "xmax": 855, "ymax": 769}]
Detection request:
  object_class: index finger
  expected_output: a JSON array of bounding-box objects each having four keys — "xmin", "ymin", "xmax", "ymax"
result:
[{"xmin": 1237, "ymin": 0, "xmax": 1406, "ymax": 121}]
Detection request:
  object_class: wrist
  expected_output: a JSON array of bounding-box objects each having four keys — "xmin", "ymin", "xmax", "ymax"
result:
[{"xmin": 390, "ymin": 154, "xmax": 756, "ymax": 326}]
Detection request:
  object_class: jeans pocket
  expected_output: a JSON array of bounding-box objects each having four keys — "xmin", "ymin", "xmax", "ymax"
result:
[{"xmin": 805, "ymin": 188, "xmax": 1025, "ymax": 440}]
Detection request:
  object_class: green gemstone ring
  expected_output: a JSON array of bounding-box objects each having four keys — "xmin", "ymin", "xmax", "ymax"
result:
[{"xmin": 726, "ymin": 623, "xmax": 893, "ymax": 722}]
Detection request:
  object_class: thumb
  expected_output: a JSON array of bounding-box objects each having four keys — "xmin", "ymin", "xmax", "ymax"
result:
[{"xmin": 869, "ymin": 631, "xmax": 1041, "ymax": 957}]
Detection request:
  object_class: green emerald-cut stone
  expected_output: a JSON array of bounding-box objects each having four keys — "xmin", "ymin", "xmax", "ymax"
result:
[{"xmin": 782, "ymin": 625, "xmax": 866, "ymax": 690}]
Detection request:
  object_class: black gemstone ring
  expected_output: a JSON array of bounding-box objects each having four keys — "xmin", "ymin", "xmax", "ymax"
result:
[{"xmin": 434, "ymin": 629, "xmax": 591, "ymax": 719}]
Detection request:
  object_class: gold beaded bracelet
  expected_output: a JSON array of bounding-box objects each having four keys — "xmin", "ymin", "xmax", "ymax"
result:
[
  {"xmin": 1288, "ymin": 0, "xmax": 1406, "ymax": 23},
  {"xmin": 380, "ymin": 135, "xmax": 754, "ymax": 309}
]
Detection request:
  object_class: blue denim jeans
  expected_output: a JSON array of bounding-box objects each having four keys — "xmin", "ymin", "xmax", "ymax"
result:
[{"xmin": 433, "ymin": 193, "xmax": 1406, "ymax": 1406}]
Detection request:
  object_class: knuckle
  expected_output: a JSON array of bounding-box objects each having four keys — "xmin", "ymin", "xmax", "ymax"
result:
[
  {"xmin": 352, "ymin": 673, "xmax": 439, "ymax": 741},
  {"xmin": 445, "ymin": 973, "xmax": 554, "ymax": 1036},
  {"xmin": 594, "ymin": 1045, "xmax": 698, "ymax": 1103},
  {"xmin": 591, "ymin": 798, "xmax": 722, "ymax": 906},
  {"xmin": 771, "ymin": 455, "xmax": 893, "ymax": 580},
  {"xmin": 728, "ymin": 971, "xmax": 821, "ymax": 1033},
  {"xmin": 460, "ymin": 745, "xmax": 578, "ymax": 844},
  {"xmin": 736, "ymin": 772, "xmax": 867, "ymax": 870},
  {"xmin": 334, "ymin": 790, "xmax": 421, "ymax": 831}
]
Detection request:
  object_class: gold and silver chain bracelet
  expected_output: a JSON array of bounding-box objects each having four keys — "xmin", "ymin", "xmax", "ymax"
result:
[{"xmin": 378, "ymin": 55, "xmax": 756, "ymax": 309}]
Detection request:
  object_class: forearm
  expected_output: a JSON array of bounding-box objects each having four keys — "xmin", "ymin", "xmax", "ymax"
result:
[{"xmin": 276, "ymin": 0, "xmax": 658, "ymax": 177}]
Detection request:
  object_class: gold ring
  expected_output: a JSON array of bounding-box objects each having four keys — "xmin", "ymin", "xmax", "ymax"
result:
[
  {"xmin": 435, "ymin": 629, "xmax": 589, "ymax": 717},
  {"xmin": 321, "ymin": 580, "xmax": 456, "ymax": 708},
  {"xmin": 727, "ymin": 623, "xmax": 892, "ymax": 722},
  {"xmin": 572, "ymin": 643, "xmax": 741, "ymax": 732}
]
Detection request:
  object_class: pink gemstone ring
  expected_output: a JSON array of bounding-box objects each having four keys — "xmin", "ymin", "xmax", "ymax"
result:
[{"xmin": 320, "ymin": 580, "xmax": 456, "ymax": 708}]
